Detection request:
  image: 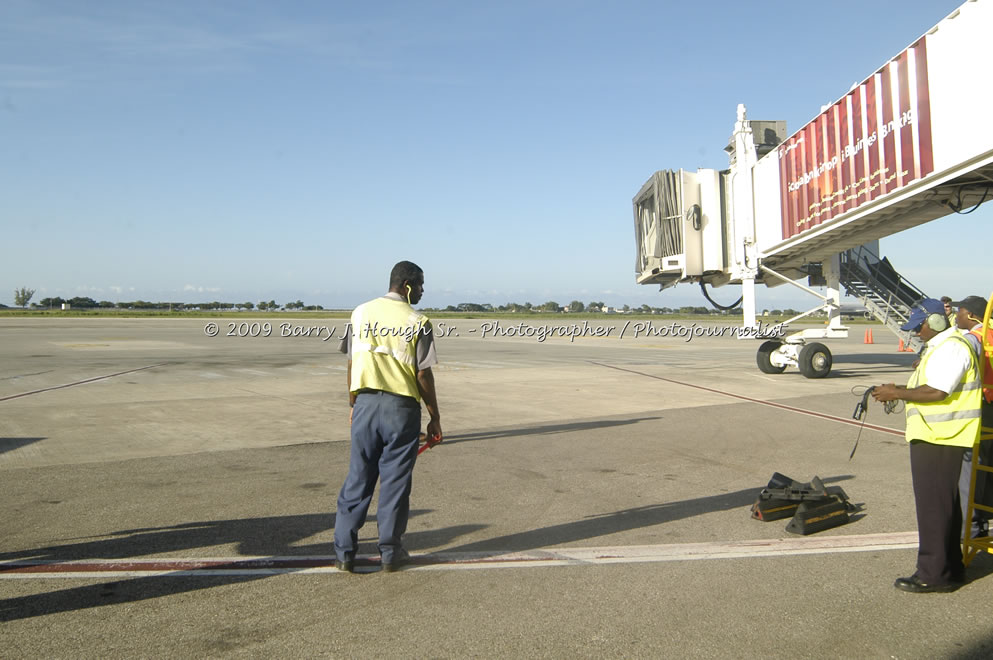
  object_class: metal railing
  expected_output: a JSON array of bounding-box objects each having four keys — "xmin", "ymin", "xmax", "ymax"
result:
[{"xmin": 839, "ymin": 245, "xmax": 928, "ymax": 349}]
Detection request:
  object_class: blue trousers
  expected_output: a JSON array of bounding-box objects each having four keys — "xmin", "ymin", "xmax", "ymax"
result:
[{"xmin": 334, "ymin": 391, "xmax": 420, "ymax": 563}]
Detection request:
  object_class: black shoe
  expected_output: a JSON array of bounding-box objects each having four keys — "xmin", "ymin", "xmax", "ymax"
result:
[
  {"xmin": 335, "ymin": 556, "xmax": 354, "ymax": 573},
  {"xmin": 894, "ymin": 575, "xmax": 959, "ymax": 593},
  {"xmin": 381, "ymin": 548, "xmax": 410, "ymax": 573}
]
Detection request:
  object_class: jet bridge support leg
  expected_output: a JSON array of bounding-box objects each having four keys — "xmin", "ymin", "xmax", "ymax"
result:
[
  {"xmin": 825, "ymin": 254, "xmax": 844, "ymax": 334},
  {"xmin": 742, "ymin": 272, "xmax": 757, "ymax": 330},
  {"xmin": 752, "ymin": 257, "xmax": 849, "ymax": 379}
]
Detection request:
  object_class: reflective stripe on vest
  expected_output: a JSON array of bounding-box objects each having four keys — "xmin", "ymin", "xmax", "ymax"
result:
[
  {"xmin": 349, "ymin": 297, "xmax": 427, "ymax": 401},
  {"xmin": 352, "ymin": 341, "xmax": 417, "ymax": 366},
  {"xmin": 967, "ymin": 327, "xmax": 993, "ymax": 403},
  {"xmin": 905, "ymin": 332, "xmax": 982, "ymax": 447}
]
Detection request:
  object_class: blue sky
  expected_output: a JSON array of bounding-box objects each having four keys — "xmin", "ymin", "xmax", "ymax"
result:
[{"xmin": 2, "ymin": 0, "xmax": 988, "ymax": 310}]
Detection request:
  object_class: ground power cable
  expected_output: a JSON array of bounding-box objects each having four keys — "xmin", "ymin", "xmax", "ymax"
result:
[
  {"xmin": 591, "ymin": 362, "xmax": 903, "ymax": 438},
  {"xmin": 0, "ymin": 363, "xmax": 168, "ymax": 402},
  {"xmin": 849, "ymin": 385, "xmax": 902, "ymax": 460}
]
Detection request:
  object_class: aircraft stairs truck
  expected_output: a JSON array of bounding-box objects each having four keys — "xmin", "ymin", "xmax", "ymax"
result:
[{"xmin": 633, "ymin": 0, "xmax": 993, "ymax": 378}]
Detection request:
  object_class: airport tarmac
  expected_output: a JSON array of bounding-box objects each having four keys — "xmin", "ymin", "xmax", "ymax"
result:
[{"xmin": 1, "ymin": 316, "xmax": 991, "ymax": 659}]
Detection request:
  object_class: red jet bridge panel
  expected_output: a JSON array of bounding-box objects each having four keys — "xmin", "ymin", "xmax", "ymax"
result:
[{"xmin": 778, "ymin": 38, "xmax": 934, "ymax": 240}]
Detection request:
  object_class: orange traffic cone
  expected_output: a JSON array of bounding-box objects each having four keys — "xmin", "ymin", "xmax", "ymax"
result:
[
  {"xmin": 864, "ymin": 328, "xmax": 874, "ymax": 344},
  {"xmin": 898, "ymin": 339, "xmax": 905, "ymax": 352}
]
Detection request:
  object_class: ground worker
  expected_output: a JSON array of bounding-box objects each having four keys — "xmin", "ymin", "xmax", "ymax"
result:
[
  {"xmin": 872, "ymin": 297, "xmax": 982, "ymax": 593},
  {"xmin": 952, "ymin": 295, "xmax": 993, "ymax": 538},
  {"xmin": 941, "ymin": 296, "xmax": 956, "ymax": 328},
  {"xmin": 333, "ymin": 261, "xmax": 442, "ymax": 573}
]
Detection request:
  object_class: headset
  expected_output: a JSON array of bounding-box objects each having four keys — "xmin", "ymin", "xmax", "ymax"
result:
[
  {"xmin": 914, "ymin": 303, "xmax": 949, "ymax": 333},
  {"xmin": 405, "ymin": 283, "xmax": 412, "ymax": 305}
]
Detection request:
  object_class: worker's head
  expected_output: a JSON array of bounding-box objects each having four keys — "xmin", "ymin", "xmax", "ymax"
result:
[
  {"xmin": 389, "ymin": 261, "xmax": 424, "ymax": 305},
  {"xmin": 941, "ymin": 296, "xmax": 953, "ymax": 316},
  {"xmin": 952, "ymin": 295, "xmax": 988, "ymax": 329},
  {"xmin": 901, "ymin": 298, "xmax": 949, "ymax": 340}
]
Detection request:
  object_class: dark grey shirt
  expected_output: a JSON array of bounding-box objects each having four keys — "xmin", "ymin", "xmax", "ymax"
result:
[{"xmin": 962, "ymin": 325, "xmax": 982, "ymax": 360}]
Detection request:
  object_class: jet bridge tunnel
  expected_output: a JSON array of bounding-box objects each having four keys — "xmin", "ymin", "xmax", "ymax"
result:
[{"xmin": 632, "ymin": 0, "xmax": 993, "ymax": 377}]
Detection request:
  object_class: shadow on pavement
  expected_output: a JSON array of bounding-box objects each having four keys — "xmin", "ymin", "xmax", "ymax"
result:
[
  {"xmin": 442, "ymin": 416, "xmax": 662, "ymax": 445},
  {"xmin": 0, "ymin": 574, "xmax": 266, "ymax": 624},
  {"xmin": 1, "ymin": 471, "xmax": 864, "ymax": 621},
  {"xmin": 0, "ymin": 437, "xmax": 45, "ymax": 456},
  {"xmin": 441, "ymin": 475, "xmax": 855, "ymax": 554},
  {"xmin": 0, "ymin": 511, "xmax": 482, "ymax": 622},
  {"xmin": 833, "ymin": 353, "xmax": 916, "ymax": 366},
  {"xmin": 950, "ymin": 553, "xmax": 993, "ymax": 659},
  {"xmin": 1, "ymin": 513, "xmax": 333, "ymax": 563}
]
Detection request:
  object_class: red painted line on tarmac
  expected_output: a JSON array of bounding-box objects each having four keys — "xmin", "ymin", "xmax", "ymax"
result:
[
  {"xmin": 0, "ymin": 364, "xmax": 167, "ymax": 402},
  {"xmin": 592, "ymin": 362, "xmax": 904, "ymax": 437},
  {"xmin": 0, "ymin": 557, "xmax": 528, "ymax": 576},
  {"xmin": 0, "ymin": 558, "xmax": 334, "ymax": 574}
]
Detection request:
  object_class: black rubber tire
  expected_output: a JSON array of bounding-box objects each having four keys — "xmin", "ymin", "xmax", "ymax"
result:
[
  {"xmin": 798, "ymin": 342, "xmax": 832, "ymax": 378},
  {"xmin": 756, "ymin": 340, "xmax": 786, "ymax": 374}
]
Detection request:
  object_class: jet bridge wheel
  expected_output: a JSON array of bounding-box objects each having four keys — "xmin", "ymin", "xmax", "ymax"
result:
[
  {"xmin": 756, "ymin": 340, "xmax": 787, "ymax": 374},
  {"xmin": 798, "ymin": 342, "xmax": 832, "ymax": 379}
]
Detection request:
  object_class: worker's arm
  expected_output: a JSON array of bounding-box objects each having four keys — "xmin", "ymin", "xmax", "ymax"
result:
[
  {"xmin": 417, "ymin": 366, "xmax": 442, "ymax": 440},
  {"xmin": 871, "ymin": 383, "xmax": 948, "ymax": 403},
  {"xmin": 347, "ymin": 359, "xmax": 356, "ymax": 423}
]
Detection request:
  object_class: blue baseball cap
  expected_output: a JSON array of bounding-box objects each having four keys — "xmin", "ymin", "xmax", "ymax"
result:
[{"xmin": 900, "ymin": 298, "xmax": 946, "ymax": 331}]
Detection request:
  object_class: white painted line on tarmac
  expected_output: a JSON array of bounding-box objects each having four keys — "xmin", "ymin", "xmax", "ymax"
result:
[{"xmin": 0, "ymin": 531, "xmax": 918, "ymax": 578}]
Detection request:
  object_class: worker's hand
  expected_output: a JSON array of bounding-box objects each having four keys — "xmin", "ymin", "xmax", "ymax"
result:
[
  {"xmin": 871, "ymin": 383, "xmax": 900, "ymax": 403},
  {"xmin": 426, "ymin": 419, "xmax": 442, "ymax": 444},
  {"xmin": 349, "ymin": 407, "xmax": 353, "ymax": 425}
]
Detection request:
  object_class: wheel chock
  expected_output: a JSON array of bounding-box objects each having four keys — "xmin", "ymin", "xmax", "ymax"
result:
[
  {"xmin": 785, "ymin": 498, "xmax": 851, "ymax": 535},
  {"xmin": 751, "ymin": 473, "xmax": 854, "ymax": 534},
  {"xmin": 751, "ymin": 497, "xmax": 801, "ymax": 521},
  {"xmin": 751, "ymin": 473, "xmax": 806, "ymax": 520},
  {"xmin": 766, "ymin": 472, "xmax": 804, "ymax": 489}
]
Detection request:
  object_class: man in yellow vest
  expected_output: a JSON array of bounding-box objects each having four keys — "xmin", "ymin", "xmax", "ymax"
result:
[
  {"xmin": 872, "ymin": 298, "xmax": 982, "ymax": 593},
  {"xmin": 333, "ymin": 261, "xmax": 442, "ymax": 573}
]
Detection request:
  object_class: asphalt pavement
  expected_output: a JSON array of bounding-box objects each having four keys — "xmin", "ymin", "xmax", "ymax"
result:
[{"xmin": 2, "ymin": 316, "xmax": 991, "ymax": 659}]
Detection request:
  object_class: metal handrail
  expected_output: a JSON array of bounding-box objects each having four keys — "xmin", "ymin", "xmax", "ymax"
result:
[{"xmin": 839, "ymin": 245, "xmax": 929, "ymax": 349}]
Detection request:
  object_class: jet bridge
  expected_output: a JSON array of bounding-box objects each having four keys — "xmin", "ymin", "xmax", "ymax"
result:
[{"xmin": 633, "ymin": 0, "xmax": 993, "ymax": 377}]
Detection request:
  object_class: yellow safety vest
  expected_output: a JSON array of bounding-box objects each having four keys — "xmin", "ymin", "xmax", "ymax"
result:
[
  {"xmin": 905, "ymin": 332, "xmax": 982, "ymax": 447},
  {"xmin": 349, "ymin": 296, "xmax": 428, "ymax": 401}
]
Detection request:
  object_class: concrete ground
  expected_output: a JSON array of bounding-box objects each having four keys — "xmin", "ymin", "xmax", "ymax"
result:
[{"xmin": 1, "ymin": 316, "xmax": 991, "ymax": 659}]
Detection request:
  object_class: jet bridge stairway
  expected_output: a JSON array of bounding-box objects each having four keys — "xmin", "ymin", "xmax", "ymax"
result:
[
  {"xmin": 755, "ymin": 245, "xmax": 930, "ymax": 378},
  {"xmin": 839, "ymin": 245, "xmax": 929, "ymax": 352}
]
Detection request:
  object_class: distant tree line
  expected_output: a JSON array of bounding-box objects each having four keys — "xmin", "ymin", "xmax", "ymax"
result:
[
  {"xmin": 434, "ymin": 301, "xmax": 608, "ymax": 313},
  {"xmin": 423, "ymin": 301, "xmax": 804, "ymax": 316},
  {"xmin": 29, "ymin": 296, "xmax": 324, "ymax": 311},
  {"xmin": 12, "ymin": 290, "xmax": 803, "ymax": 317}
]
